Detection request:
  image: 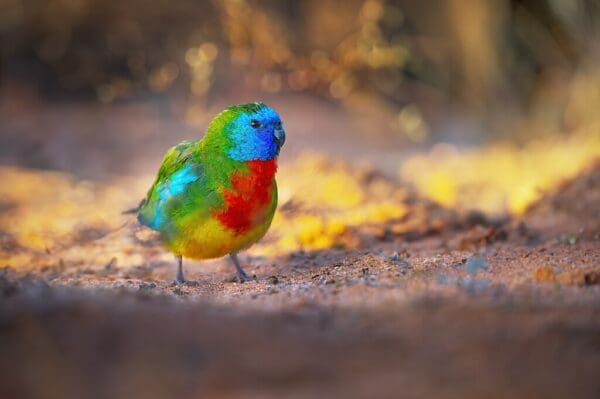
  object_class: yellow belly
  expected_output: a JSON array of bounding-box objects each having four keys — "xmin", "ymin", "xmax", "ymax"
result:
[{"xmin": 165, "ymin": 210, "xmax": 274, "ymax": 259}]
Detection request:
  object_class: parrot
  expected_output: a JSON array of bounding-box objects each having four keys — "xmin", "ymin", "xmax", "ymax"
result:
[{"xmin": 136, "ymin": 102, "xmax": 285, "ymax": 284}]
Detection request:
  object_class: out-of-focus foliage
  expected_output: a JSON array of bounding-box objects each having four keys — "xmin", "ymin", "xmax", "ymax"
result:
[
  {"xmin": 270, "ymin": 154, "xmax": 408, "ymax": 252},
  {"xmin": 3, "ymin": 127, "xmax": 597, "ymax": 270},
  {"xmin": 0, "ymin": 166, "xmax": 145, "ymax": 248},
  {"xmin": 401, "ymin": 66, "xmax": 600, "ymax": 214},
  {"xmin": 0, "ymin": 153, "xmax": 410, "ymax": 267},
  {"xmin": 401, "ymin": 132, "xmax": 599, "ymax": 215},
  {"xmin": 0, "ymin": 0, "xmax": 598, "ymax": 269},
  {"xmin": 2, "ymin": 0, "xmax": 598, "ymax": 140}
]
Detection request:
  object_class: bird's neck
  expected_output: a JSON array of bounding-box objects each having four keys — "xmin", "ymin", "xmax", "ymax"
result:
[
  {"xmin": 199, "ymin": 137, "xmax": 278, "ymax": 185},
  {"xmin": 245, "ymin": 158, "xmax": 277, "ymax": 179},
  {"xmin": 228, "ymin": 158, "xmax": 278, "ymax": 188}
]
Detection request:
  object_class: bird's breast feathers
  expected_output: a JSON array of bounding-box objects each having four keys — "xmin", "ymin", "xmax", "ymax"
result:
[
  {"xmin": 168, "ymin": 158, "xmax": 278, "ymax": 259},
  {"xmin": 213, "ymin": 158, "xmax": 277, "ymax": 233}
]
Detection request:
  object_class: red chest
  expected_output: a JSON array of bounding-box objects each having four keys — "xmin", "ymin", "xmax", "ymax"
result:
[{"xmin": 214, "ymin": 159, "xmax": 277, "ymax": 234}]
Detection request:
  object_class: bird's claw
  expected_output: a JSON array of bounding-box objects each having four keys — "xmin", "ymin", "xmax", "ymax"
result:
[{"xmin": 237, "ymin": 271, "xmax": 253, "ymax": 283}]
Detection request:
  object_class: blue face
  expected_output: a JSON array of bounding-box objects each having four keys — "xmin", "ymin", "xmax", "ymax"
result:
[{"xmin": 226, "ymin": 104, "xmax": 286, "ymax": 161}]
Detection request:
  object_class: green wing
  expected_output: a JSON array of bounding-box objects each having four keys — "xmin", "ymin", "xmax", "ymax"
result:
[
  {"xmin": 138, "ymin": 140, "xmax": 208, "ymax": 232},
  {"xmin": 154, "ymin": 140, "xmax": 196, "ymax": 183}
]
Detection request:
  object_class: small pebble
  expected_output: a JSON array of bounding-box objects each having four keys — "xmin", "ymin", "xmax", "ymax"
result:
[{"xmin": 584, "ymin": 271, "xmax": 600, "ymax": 286}]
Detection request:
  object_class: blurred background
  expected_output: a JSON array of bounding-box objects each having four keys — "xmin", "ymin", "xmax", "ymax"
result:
[
  {"xmin": 0, "ymin": 0, "xmax": 599, "ymax": 260},
  {"xmin": 1, "ymin": 4, "xmax": 600, "ymax": 398}
]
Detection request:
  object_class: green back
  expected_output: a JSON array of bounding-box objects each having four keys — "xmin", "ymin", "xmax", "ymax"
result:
[{"xmin": 137, "ymin": 104, "xmax": 260, "ymax": 235}]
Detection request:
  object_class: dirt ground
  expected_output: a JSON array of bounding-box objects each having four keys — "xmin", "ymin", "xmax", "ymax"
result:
[{"xmin": 0, "ymin": 152, "xmax": 599, "ymax": 398}]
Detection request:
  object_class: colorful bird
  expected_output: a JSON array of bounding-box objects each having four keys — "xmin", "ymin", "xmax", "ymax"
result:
[{"xmin": 137, "ymin": 102, "xmax": 285, "ymax": 284}]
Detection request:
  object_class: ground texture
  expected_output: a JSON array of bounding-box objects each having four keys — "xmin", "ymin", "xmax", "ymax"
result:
[{"xmin": 0, "ymin": 158, "xmax": 599, "ymax": 399}]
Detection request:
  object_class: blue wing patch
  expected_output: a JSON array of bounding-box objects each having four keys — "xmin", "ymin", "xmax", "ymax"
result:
[
  {"xmin": 158, "ymin": 164, "xmax": 201, "ymax": 200},
  {"xmin": 138, "ymin": 140, "xmax": 203, "ymax": 232},
  {"xmin": 144, "ymin": 163, "xmax": 202, "ymax": 230}
]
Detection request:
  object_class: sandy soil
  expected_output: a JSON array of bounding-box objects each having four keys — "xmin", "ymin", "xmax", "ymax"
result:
[{"xmin": 0, "ymin": 157, "xmax": 598, "ymax": 398}]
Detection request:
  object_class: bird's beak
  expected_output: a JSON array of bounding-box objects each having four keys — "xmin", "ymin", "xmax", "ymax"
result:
[{"xmin": 274, "ymin": 127, "xmax": 286, "ymax": 151}]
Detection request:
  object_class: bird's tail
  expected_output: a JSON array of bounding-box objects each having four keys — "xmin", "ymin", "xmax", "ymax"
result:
[{"xmin": 122, "ymin": 198, "xmax": 146, "ymax": 215}]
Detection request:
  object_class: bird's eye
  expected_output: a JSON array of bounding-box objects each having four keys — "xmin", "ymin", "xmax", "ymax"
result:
[
  {"xmin": 274, "ymin": 121, "xmax": 282, "ymax": 129},
  {"xmin": 250, "ymin": 119, "xmax": 261, "ymax": 128}
]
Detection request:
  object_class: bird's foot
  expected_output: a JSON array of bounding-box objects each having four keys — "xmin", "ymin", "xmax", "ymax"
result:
[
  {"xmin": 237, "ymin": 270, "xmax": 255, "ymax": 283},
  {"xmin": 229, "ymin": 253, "xmax": 256, "ymax": 283}
]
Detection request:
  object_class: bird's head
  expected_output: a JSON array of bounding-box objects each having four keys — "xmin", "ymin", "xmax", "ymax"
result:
[{"xmin": 206, "ymin": 102, "xmax": 285, "ymax": 161}]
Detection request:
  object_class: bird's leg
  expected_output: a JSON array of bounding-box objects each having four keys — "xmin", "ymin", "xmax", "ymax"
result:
[
  {"xmin": 174, "ymin": 255, "xmax": 186, "ymax": 284},
  {"xmin": 173, "ymin": 256, "xmax": 199, "ymax": 286},
  {"xmin": 229, "ymin": 253, "xmax": 252, "ymax": 283}
]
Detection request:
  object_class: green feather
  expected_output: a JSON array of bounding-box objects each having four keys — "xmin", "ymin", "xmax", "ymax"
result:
[{"xmin": 138, "ymin": 104, "xmax": 261, "ymax": 236}]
